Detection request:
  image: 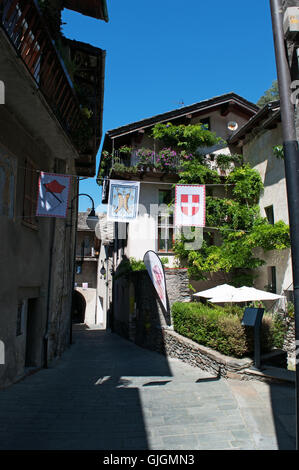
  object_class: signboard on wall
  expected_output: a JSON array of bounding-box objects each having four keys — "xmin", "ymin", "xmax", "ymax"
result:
[{"xmin": 143, "ymin": 250, "xmax": 168, "ymax": 313}]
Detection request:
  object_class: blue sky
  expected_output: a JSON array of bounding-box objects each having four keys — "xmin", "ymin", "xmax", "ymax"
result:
[{"xmin": 62, "ymin": 0, "xmax": 277, "ymax": 212}]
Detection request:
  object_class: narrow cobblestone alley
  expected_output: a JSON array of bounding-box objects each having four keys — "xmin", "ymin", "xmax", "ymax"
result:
[{"xmin": 0, "ymin": 326, "xmax": 296, "ymax": 450}]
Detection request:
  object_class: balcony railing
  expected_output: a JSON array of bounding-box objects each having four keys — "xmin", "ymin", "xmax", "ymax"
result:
[
  {"xmin": 99, "ymin": 149, "xmax": 234, "ymax": 181},
  {"xmin": 110, "ymin": 149, "xmax": 182, "ymax": 174},
  {"xmin": 0, "ymin": 0, "xmax": 81, "ymax": 145}
]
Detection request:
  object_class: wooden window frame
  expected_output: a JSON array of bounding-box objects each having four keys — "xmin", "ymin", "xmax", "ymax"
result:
[
  {"xmin": 268, "ymin": 266, "xmax": 277, "ymax": 294},
  {"xmin": 16, "ymin": 300, "xmax": 26, "ymax": 337},
  {"xmin": 157, "ymin": 189, "xmax": 175, "ymax": 254}
]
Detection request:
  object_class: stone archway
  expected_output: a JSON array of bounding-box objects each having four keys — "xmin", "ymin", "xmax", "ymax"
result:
[
  {"xmin": 72, "ymin": 290, "xmax": 86, "ymax": 324},
  {"xmin": 74, "ymin": 287, "xmax": 98, "ymax": 326}
]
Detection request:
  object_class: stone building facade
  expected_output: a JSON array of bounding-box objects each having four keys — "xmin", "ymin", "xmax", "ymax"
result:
[
  {"xmin": 96, "ymin": 93, "xmax": 258, "ymax": 331},
  {"xmin": 0, "ymin": 0, "xmax": 107, "ymax": 387},
  {"xmin": 73, "ymin": 212, "xmax": 101, "ymax": 326},
  {"xmin": 230, "ymin": 102, "xmax": 292, "ymax": 300}
]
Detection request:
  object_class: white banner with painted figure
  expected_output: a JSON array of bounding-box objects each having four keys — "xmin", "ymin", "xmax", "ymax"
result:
[
  {"xmin": 143, "ymin": 250, "xmax": 168, "ymax": 313},
  {"xmin": 107, "ymin": 179, "xmax": 140, "ymax": 223},
  {"xmin": 174, "ymin": 184, "xmax": 206, "ymax": 227},
  {"xmin": 36, "ymin": 172, "xmax": 71, "ymax": 218}
]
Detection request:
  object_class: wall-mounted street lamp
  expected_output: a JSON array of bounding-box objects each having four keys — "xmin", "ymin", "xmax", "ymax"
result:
[
  {"xmin": 100, "ymin": 261, "xmax": 106, "ymax": 276},
  {"xmin": 77, "ymin": 193, "xmax": 98, "ymax": 231}
]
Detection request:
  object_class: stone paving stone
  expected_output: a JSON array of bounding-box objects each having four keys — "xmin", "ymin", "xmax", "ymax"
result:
[
  {"xmin": 239, "ymin": 408, "xmax": 277, "ymax": 435},
  {"xmin": 143, "ymin": 415, "xmax": 166, "ymax": 426},
  {"xmin": 230, "ymin": 440, "xmax": 256, "ymax": 450},
  {"xmin": 198, "ymin": 439, "xmax": 232, "ymax": 450},
  {"xmin": 252, "ymin": 433, "xmax": 278, "ymax": 450},
  {"xmin": 211, "ymin": 423, "xmax": 249, "ymax": 432},
  {"xmin": 163, "ymin": 412, "xmax": 222, "ymax": 425},
  {"xmin": 154, "ymin": 424, "xmax": 193, "ymax": 437},
  {"xmin": 231, "ymin": 430, "xmax": 253, "ymax": 440},
  {"xmin": 218, "ymin": 403, "xmax": 239, "ymax": 411},
  {"xmin": 162, "ymin": 435, "xmax": 200, "ymax": 449},
  {"xmin": 197, "ymin": 430, "xmax": 234, "ymax": 442}
]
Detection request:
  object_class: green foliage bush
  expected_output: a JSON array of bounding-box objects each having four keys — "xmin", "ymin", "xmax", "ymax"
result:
[
  {"xmin": 273, "ymin": 145, "xmax": 284, "ymax": 160},
  {"xmin": 257, "ymin": 80, "xmax": 279, "ymax": 107},
  {"xmin": 226, "ymin": 165, "xmax": 264, "ymax": 205},
  {"xmin": 174, "ymin": 156, "xmax": 290, "ymax": 285},
  {"xmin": 172, "ymin": 302, "xmax": 286, "ymax": 358},
  {"xmin": 216, "ymin": 153, "xmax": 243, "ymax": 170},
  {"xmin": 151, "ymin": 122, "xmax": 220, "ymax": 154},
  {"xmin": 178, "ymin": 161, "xmax": 220, "ymax": 185},
  {"xmin": 114, "ymin": 257, "xmax": 146, "ymax": 279}
]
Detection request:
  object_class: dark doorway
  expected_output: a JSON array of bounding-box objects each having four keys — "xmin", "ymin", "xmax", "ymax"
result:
[
  {"xmin": 72, "ymin": 290, "xmax": 86, "ymax": 324},
  {"xmin": 25, "ymin": 298, "xmax": 39, "ymax": 367}
]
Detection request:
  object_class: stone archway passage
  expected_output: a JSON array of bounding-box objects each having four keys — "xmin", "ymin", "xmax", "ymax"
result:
[{"xmin": 72, "ymin": 290, "xmax": 86, "ymax": 324}]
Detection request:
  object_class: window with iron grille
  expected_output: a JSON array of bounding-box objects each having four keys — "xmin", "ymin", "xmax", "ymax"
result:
[
  {"xmin": 268, "ymin": 266, "xmax": 277, "ymax": 294},
  {"xmin": 23, "ymin": 158, "xmax": 39, "ymax": 228},
  {"xmin": 265, "ymin": 205, "xmax": 274, "ymax": 225},
  {"xmin": 157, "ymin": 189, "xmax": 175, "ymax": 253}
]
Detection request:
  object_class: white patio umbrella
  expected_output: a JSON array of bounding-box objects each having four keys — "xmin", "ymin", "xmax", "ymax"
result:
[
  {"xmin": 237, "ymin": 286, "xmax": 284, "ymax": 301},
  {"xmin": 209, "ymin": 286, "xmax": 284, "ymax": 303},
  {"xmin": 193, "ymin": 284, "xmax": 239, "ymax": 299}
]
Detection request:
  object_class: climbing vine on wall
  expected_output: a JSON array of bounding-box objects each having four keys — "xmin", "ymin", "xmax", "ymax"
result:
[{"xmin": 167, "ymin": 125, "xmax": 291, "ymax": 286}]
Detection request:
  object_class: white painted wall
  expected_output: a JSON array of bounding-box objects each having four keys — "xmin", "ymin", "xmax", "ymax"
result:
[
  {"xmin": 124, "ymin": 108, "xmax": 250, "ymax": 267},
  {"xmin": 75, "ymin": 287, "xmax": 97, "ymax": 326},
  {"xmin": 126, "ymin": 182, "xmax": 177, "ymax": 267},
  {"xmin": 243, "ymin": 123, "xmax": 293, "ymax": 295},
  {"xmin": 192, "ymin": 110, "xmax": 249, "ymax": 142}
]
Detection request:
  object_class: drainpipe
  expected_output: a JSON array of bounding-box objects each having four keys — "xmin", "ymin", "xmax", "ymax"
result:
[
  {"xmin": 270, "ymin": 0, "xmax": 299, "ymax": 449},
  {"xmin": 44, "ymin": 217, "xmax": 56, "ymax": 369},
  {"xmin": 106, "ymin": 257, "xmax": 109, "ymax": 330},
  {"xmin": 69, "ymin": 179, "xmax": 79, "ymax": 345}
]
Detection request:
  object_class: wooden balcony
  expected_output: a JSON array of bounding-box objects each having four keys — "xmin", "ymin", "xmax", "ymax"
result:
[
  {"xmin": 64, "ymin": 0, "xmax": 109, "ymax": 21},
  {"xmin": 0, "ymin": 0, "xmax": 94, "ymax": 168}
]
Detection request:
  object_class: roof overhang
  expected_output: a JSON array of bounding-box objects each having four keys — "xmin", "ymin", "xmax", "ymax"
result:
[
  {"xmin": 229, "ymin": 101, "xmax": 281, "ymax": 145},
  {"xmin": 104, "ymin": 93, "xmax": 259, "ymax": 141},
  {"xmin": 96, "ymin": 93, "xmax": 259, "ymax": 183},
  {"xmin": 63, "ymin": 0, "xmax": 109, "ymax": 21}
]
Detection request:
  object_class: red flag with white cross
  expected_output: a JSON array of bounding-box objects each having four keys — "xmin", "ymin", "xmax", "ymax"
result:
[{"xmin": 175, "ymin": 185, "xmax": 205, "ymax": 227}]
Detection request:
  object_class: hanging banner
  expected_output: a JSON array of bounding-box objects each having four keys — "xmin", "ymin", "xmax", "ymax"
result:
[
  {"xmin": 36, "ymin": 172, "xmax": 71, "ymax": 218},
  {"xmin": 107, "ymin": 179, "xmax": 140, "ymax": 223},
  {"xmin": 174, "ymin": 184, "xmax": 206, "ymax": 227},
  {"xmin": 143, "ymin": 250, "xmax": 168, "ymax": 313}
]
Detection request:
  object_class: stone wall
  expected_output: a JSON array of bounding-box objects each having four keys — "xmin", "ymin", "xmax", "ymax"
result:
[
  {"xmin": 150, "ymin": 327, "xmax": 287, "ymax": 378},
  {"xmin": 164, "ymin": 268, "xmax": 190, "ymax": 306},
  {"xmin": 113, "ymin": 269, "xmax": 290, "ymax": 378},
  {"xmin": 283, "ymin": 316, "xmax": 296, "ymax": 367},
  {"xmin": 159, "ymin": 328, "xmax": 253, "ymax": 378},
  {"xmin": 113, "ymin": 268, "xmax": 191, "ymax": 347}
]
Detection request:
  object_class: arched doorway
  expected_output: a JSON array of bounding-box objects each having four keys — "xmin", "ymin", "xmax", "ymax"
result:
[{"xmin": 72, "ymin": 290, "xmax": 86, "ymax": 324}]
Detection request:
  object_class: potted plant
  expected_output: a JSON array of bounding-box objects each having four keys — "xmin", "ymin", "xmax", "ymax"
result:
[
  {"xmin": 156, "ymin": 148, "xmax": 178, "ymax": 172},
  {"xmin": 136, "ymin": 148, "xmax": 155, "ymax": 171}
]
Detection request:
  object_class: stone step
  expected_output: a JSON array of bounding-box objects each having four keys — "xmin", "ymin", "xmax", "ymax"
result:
[{"xmin": 243, "ymin": 366, "xmax": 295, "ymax": 384}]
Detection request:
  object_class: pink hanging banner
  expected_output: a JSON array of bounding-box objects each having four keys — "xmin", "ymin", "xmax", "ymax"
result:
[{"xmin": 143, "ymin": 250, "xmax": 168, "ymax": 313}]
